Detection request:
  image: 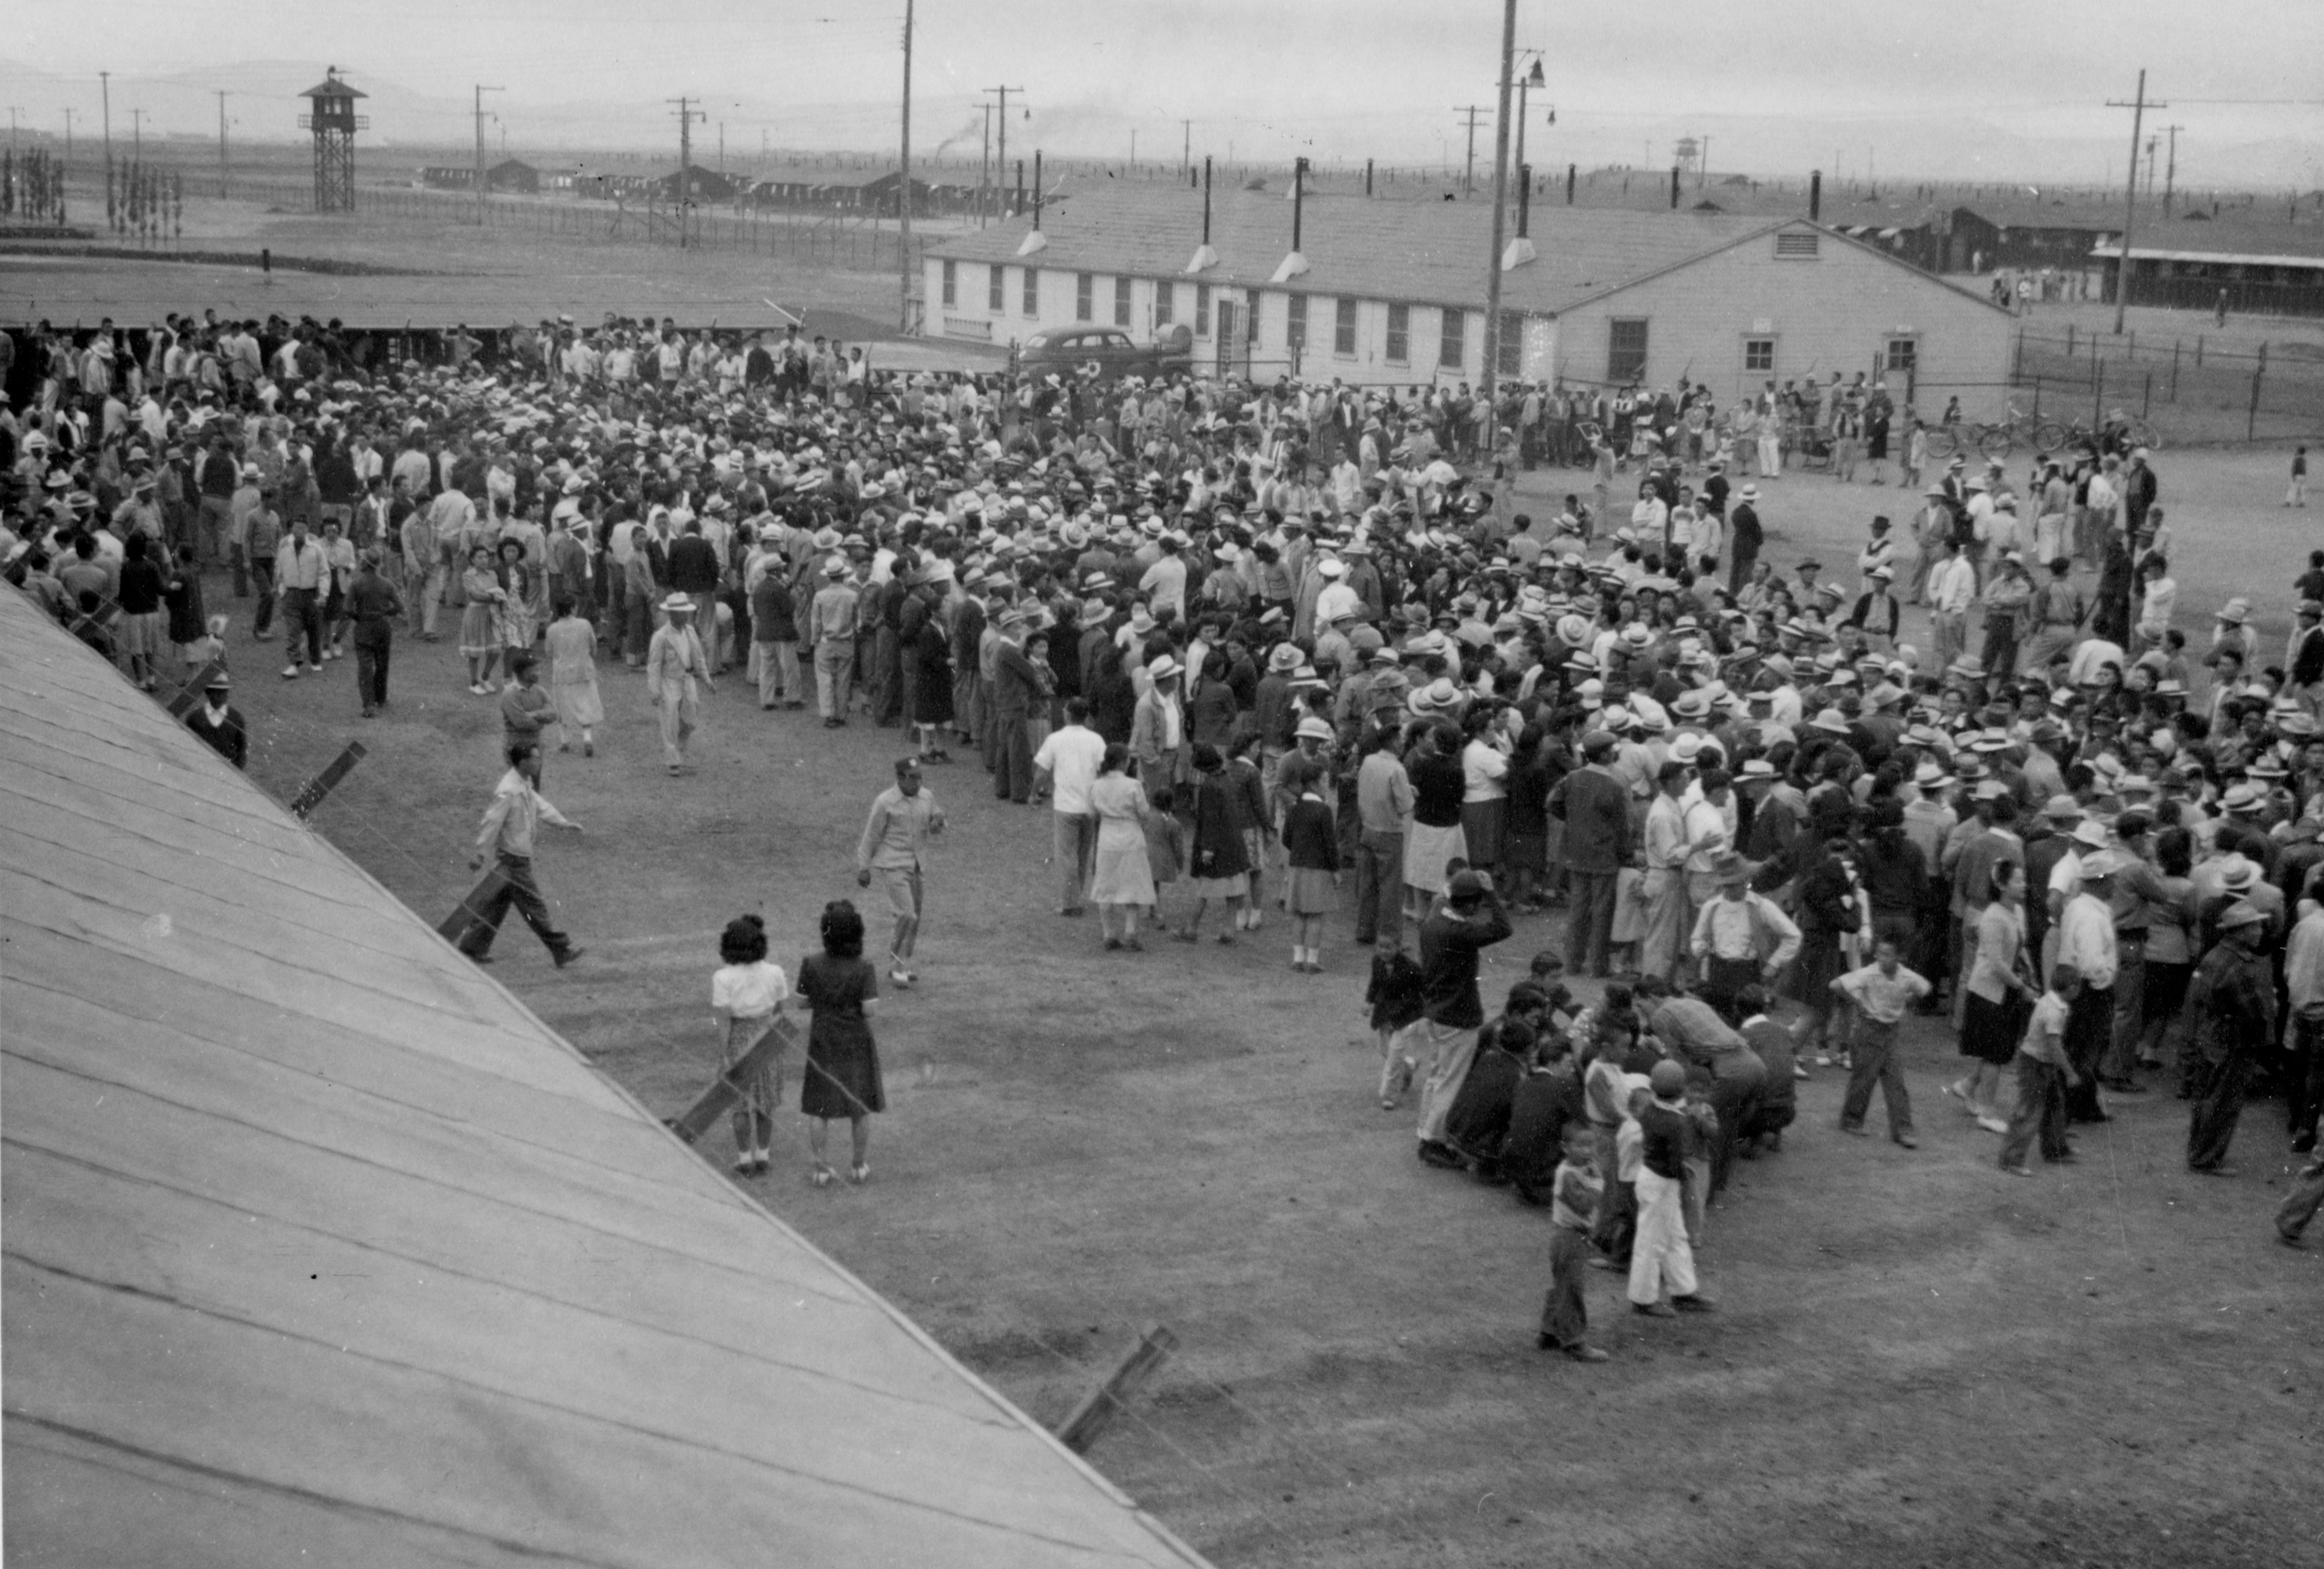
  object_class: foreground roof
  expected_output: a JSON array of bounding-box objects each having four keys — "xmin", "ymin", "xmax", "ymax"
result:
[
  {"xmin": 926, "ymin": 183, "xmax": 1792, "ymax": 314},
  {"xmin": 0, "ymin": 586, "xmax": 1208, "ymax": 1569}
]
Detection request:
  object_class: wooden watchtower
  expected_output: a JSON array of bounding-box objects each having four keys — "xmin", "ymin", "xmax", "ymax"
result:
[{"xmin": 299, "ymin": 68, "xmax": 368, "ymax": 212}]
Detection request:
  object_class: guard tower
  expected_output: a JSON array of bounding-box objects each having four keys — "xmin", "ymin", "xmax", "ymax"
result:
[{"xmin": 299, "ymin": 67, "xmax": 368, "ymax": 212}]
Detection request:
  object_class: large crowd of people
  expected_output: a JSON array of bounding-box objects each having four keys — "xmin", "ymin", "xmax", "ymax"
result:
[{"xmin": 4, "ymin": 307, "xmax": 2321, "ymax": 1329}]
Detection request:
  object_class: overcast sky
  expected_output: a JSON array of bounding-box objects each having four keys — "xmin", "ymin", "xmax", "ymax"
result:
[{"xmin": 11, "ymin": 0, "xmax": 2320, "ymax": 182}]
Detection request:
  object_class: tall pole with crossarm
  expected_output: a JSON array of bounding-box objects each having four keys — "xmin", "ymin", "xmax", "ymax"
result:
[{"xmin": 1479, "ymin": 0, "xmax": 1518, "ymax": 396}]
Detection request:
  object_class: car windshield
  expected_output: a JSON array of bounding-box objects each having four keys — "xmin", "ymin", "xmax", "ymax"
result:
[{"xmin": 1024, "ymin": 331, "xmax": 1053, "ymax": 349}]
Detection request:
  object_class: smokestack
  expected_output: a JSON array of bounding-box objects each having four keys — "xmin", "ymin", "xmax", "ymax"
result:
[
  {"xmin": 1032, "ymin": 150, "xmax": 1042, "ymax": 228},
  {"xmin": 1567, "ymin": 163, "xmax": 1576, "ymax": 205},
  {"xmin": 1014, "ymin": 158, "xmax": 1024, "ymax": 217},
  {"xmin": 1016, "ymin": 150, "xmax": 1051, "ymax": 255},
  {"xmin": 1670, "ymin": 165, "xmax": 1681, "ymax": 209},
  {"xmin": 1365, "ymin": 157, "xmax": 1374, "ymax": 198},
  {"xmin": 1270, "ymin": 155, "xmax": 1310, "ymax": 282},
  {"xmin": 1203, "ymin": 155, "xmax": 1212, "ymax": 242},
  {"xmin": 1517, "ymin": 162, "xmax": 1531, "ymax": 238},
  {"xmin": 1810, "ymin": 170, "xmax": 1822, "ymax": 220}
]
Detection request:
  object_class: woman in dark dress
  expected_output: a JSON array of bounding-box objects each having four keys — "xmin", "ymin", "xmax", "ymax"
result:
[
  {"xmin": 1174, "ymin": 743, "xmax": 1252, "ymax": 944},
  {"xmin": 912, "ymin": 597, "xmax": 955, "ymax": 759},
  {"xmin": 796, "ymin": 900, "xmax": 885, "ymax": 1188}
]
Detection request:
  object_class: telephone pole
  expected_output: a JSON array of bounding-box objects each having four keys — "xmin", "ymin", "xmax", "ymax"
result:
[
  {"xmin": 898, "ymin": 0, "xmax": 915, "ymax": 330},
  {"xmin": 2105, "ymin": 71, "xmax": 2163, "ymax": 335},
  {"xmin": 2145, "ymin": 134, "xmax": 2158, "ymax": 198},
  {"xmin": 1478, "ymin": 3, "xmax": 1516, "ymax": 391},
  {"xmin": 1181, "ymin": 118, "xmax": 1191, "ymax": 175},
  {"xmin": 983, "ymin": 84, "xmax": 1023, "ymax": 218},
  {"xmin": 1453, "ymin": 104, "xmax": 1486, "ymax": 195},
  {"xmin": 99, "ymin": 70, "xmax": 111, "ymax": 172},
  {"xmin": 976, "ymin": 100, "xmax": 994, "ymax": 228},
  {"xmin": 668, "ymin": 96, "xmax": 705, "ymax": 247},
  {"xmin": 215, "ymin": 90, "xmax": 229, "ymax": 197},
  {"xmin": 130, "ymin": 107, "xmax": 145, "ymax": 159},
  {"xmin": 473, "ymin": 85, "xmax": 503, "ymax": 227},
  {"xmin": 63, "ymin": 107, "xmax": 74, "ymax": 163},
  {"xmin": 2160, "ymin": 124, "xmax": 2184, "ymax": 216}
]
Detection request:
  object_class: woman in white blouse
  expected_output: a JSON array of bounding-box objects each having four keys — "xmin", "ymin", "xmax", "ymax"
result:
[{"xmin": 711, "ymin": 914, "xmax": 790, "ymax": 1176}]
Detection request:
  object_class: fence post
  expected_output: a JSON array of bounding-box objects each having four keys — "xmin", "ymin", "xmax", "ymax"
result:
[
  {"xmin": 2170, "ymin": 340, "xmax": 2180, "ymax": 401},
  {"xmin": 2092, "ymin": 356, "xmax": 2105, "ymax": 430},
  {"xmin": 2142, "ymin": 367, "xmax": 2152, "ymax": 418},
  {"xmin": 2248, "ymin": 345, "xmax": 2265, "ymax": 442},
  {"xmin": 2065, "ymin": 323, "xmax": 2075, "ymax": 357},
  {"xmin": 2194, "ymin": 333, "xmax": 2203, "ymax": 367},
  {"xmin": 2031, "ymin": 376, "xmax": 2041, "ymax": 418}
]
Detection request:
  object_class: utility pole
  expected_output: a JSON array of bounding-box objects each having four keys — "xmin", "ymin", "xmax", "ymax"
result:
[
  {"xmin": 1479, "ymin": 0, "xmax": 1516, "ymax": 394},
  {"xmin": 63, "ymin": 107, "xmax": 73, "ymax": 164},
  {"xmin": 1181, "ymin": 118, "xmax": 1191, "ymax": 175},
  {"xmin": 473, "ymin": 85, "xmax": 503, "ymax": 227},
  {"xmin": 977, "ymin": 100, "xmax": 994, "ymax": 228},
  {"xmin": 668, "ymin": 95, "xmax": 705, "ymax": 247},
  {"xmin": 898, "ymin": 0, "xmax": 914, "ymax": 331},
  {"xmin": 99, "ymin": 70, "xmax": 111, "ymax": 173},
  {"xmin": 2145, "ymin": 134, "xmax": 2158, "ymax": 198},
  {"xmin": 130, "ymin": 107, "xmax": 144, "ymax": 160},
  {"xmin": 2160, "ymin": 124, "xmax": 2183, "ymax": 216},
  {"xmin": 2105, "ymin": 70, "xmax": 2162, "ymax": 335},
  {"xmin": 1453, "ymin": 104, "xmax": 1486, "ymax": 195},
  {"xmin": 215, "ymin": 90, "xmax": 229, "ymax": 197},
  {"xmin": 983, "ymin": 85, "xmax": 1023, "ymax": 218}
]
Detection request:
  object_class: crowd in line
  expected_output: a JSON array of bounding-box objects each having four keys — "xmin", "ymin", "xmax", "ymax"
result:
[{"xmin": 4, "ymin": 307, "xmax": 2320, "ymax": 1349}]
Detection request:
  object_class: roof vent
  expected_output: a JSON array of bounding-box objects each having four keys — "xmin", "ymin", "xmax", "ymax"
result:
[{"xmin": 1775, "ymin": 232, "xmax": 1820, "ymax": 259}]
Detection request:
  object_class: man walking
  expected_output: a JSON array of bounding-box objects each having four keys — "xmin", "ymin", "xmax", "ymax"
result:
[
  {"xmin": 2185, "ymin": 901, "xmax": 2277, "ymax": 1175},
  {"xmin": 1034, "ymin": 697, "xmax": 1108, "ymax": 915},
  {"xmin": 857, "ymin": 756, "xmax": 946, "ymax": 988},
  {"xmin": 274, "ymin": 514, "xmax": 328, "ymax": 678},
  {"xmin": 645, "ymin": 592, "xmax": 713, "ymax": 774},
  {"xmin": 1925, "ymin": 536, "xmax": 1977, "ymax": 673},
  {"xmin": 457, "ymin": 739, "xmax": 584, "ymax": 969},
  {"xmin": 810, "ymin": 556, "xmax": 859, "ymax": 727},
  {"xmin": 346, "ymin": 548, "xmax": 403, "ymax": 717}
]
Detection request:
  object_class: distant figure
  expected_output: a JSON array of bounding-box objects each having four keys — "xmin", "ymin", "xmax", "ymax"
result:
[{"xmin": 185, "ymin": 672, "xmax": 248, "ymax": 771}]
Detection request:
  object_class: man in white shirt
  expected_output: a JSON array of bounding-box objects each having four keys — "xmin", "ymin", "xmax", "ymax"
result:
[
  {"xmin": 2055, "ymin": 857, "xmax": 2122, "ymax": 1123},
  {"xmin": 1926, "ymin": 537, "xmax": 1978, "ymax": 672},
  {"xmin": 1034, "ymin": 697, "xmax": 1111, "ymax": 916}
]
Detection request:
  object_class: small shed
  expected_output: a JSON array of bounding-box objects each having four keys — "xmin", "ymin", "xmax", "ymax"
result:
[{"xmin": 487, "ymin": 158, "xmax": 540, "ymax": 194}]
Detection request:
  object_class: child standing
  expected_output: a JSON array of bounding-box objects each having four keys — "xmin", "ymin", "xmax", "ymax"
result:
[
  {"xmin": 1280, "ymin": 761, "xmax": 1340, "ymax": 973},
  {"xmin": 1537, "ymin": 1145, "xmax": 1611, "ymax": 1362},
  {"xmin": 1629, "ymin": 1060, "xmax": 1715, "ymax": 1317},
  {"xmin": 1366, "ymin": 948, "xmax": 1426, "ymax": 1109},
  {"xmin": 2290, "ymin": 445, "xmax": 2309, "ymax": 509},
  {"xmin": 1142, "ymin": 783, "xmax": 1184, "ymax": 931},
  {"xmin": 1830, "ymin": 938, "xmax": 1933, "ymax": 1148},
  {"xmin": 710, "ymin": 914, "xmax": 789, "ymax": 1176},
  {"xmin": 2001, "ymin": 963, "xmax": 2082, "ymax": 1176}
]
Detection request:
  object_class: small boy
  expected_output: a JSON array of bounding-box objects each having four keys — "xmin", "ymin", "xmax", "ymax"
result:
[
  {"xmin": 2002, "ymin": 962, "xmax": 2083, "ymax": 1175},
  {"xmin": 1537, "ymin": 1143, "xmax": 1611, "ymax": 1362},
  {"xmin": 1142, "ymin": 784, "xmax": 1184, "ymax": 927},
  {"xmin": 2290, "ymin": 444, "xmax": 2309, "ymax": 509},
  {"xmin": 1366, "ymin": 947, "xmax": 1427, "ymax": 1109},
  {"xmin": 1831, "ymin": 938, "xmax": 1933, "ymax": 1148}
]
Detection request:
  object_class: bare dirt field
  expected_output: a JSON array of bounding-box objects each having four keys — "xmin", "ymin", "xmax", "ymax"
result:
[{"xmin": 204, "ymin": 427, "xmax": 2324, "ymax": 1565}]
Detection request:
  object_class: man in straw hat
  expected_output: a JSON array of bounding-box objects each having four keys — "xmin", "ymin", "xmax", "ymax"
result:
[
  {"xmin": 1688, "ymin": 850, "xmax": 1802, "ymax": 1020},
  {"xmin": 646, "ymin": 592, "xmax": 714, "ymax": 774},
  {"xmin": 184, "ymin": 671, "xmax": 248, "ymax": 771},
  {"xmin": 809, "ymin": 555, "xmax": 859, "ymax": 727},
  {"xmin": 2184, "ymin": 899, "xmax": 2277, "ymax": 1176}
]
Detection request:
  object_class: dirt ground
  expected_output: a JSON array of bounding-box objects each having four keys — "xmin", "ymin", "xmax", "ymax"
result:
[{"xmin": 207, "ymin": 433, "xmax": 2324, "ymax": 1567}]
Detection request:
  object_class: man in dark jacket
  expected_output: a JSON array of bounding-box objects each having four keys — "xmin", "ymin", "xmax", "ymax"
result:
[
  {"xmin": 664, "ymin": 520, "xmax": 723, "ymax": 653},
  {"xmin": 1549, "ymin": 731, "xmax": 1632, "ymax": 976},
  {"xmin": 1726, "ymin": 486, "xmax": 1763, "ymax": 594},
  {"xmin": 185, "ymin": 672, "xmax": 248, "ymax": 770},
  {"xmin": 1414, "ymin": 870, "xmax": 1514, "ymax": 1165}
]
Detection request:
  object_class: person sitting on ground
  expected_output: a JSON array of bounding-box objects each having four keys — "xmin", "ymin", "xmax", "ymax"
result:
[{"xmin": 1443, "ymin": 1012, "xmax": 1539, "ymax": 1183}]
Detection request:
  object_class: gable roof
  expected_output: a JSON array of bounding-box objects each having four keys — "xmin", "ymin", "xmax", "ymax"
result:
[
  {"xmin": 0, "ymin": 588, "xmax": 1211, "ymax": 1569},
  {"xmin": 925, "ymin": 183, "xmax": 1791, "ymax": 315}
]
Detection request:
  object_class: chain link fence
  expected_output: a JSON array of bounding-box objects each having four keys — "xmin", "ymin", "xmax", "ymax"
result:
[{"xmin": 2008, "ymin": 325, "xmax": 2324, "ymax": 447}]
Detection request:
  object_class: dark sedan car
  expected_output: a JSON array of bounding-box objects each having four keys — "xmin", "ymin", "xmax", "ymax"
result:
[{"xmin": 1016, "ymin": 324, "xmax": 1193, "ymax": 383}]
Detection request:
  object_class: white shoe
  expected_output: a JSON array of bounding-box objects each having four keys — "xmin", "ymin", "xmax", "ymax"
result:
[
  {"xmin": 280, "ymin": 665, "xmax": 299, "ymax": 679},
  {"xmin": 890, "ymin": 966, "xmax": 913, "ymax": 988}
]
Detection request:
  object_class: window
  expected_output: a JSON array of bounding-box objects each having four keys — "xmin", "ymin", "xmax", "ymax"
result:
[
  {"xmin": 987, "ymin": 263, "xmax": 1004, "ymax": 312},
  {"xmin": 1075, "ymin": 272, "xmax": 1093, "ymax": 322},
  {"xmin": 1333, "ymin": 297, "xmax": 1357, "ymax": 357},
  {"xmin": 1885, "ymin": 336, "xmax": 1918, "ymax": 375},
  {"xmin": 1022, "ymin": 266, "xmax": 1038, "ymax": 316},
  {"xmin": 1385, "ymin": 303, "xmax": 1410, "ymax": 364},
  {"xmin": 1744, "ymin": 336, "xmax": 1775, "ymax": 373},
  {"xmin": 1154, "ymin": 283, "xmax": 1174, "ymax": 327},
  {"xmin": 1287, "ymin": 294, "xmax": 1307, "ymax": 350},
  {"xmin": 1196, "ymin": 283, "xmax": 1211, "ymax": 337},
  {"xmin": 1498, "ymin": 311, "xmax": 1523, "ymax": 377},
  {"xmin": 1438, "ymin": 308, "xmax": 1464, "ymax": 371},
  {"xmin": 941, "ymin": 260, "xmax": 957, "ymax": 307},
  {"xmin": 1607, "ymin": 318, "xmax": 1649, "ymax": 384},
  {"xmin": 1114, "ymin": 276, "xmax": 1132, "ymax": 327},
  {"xmin": 1774, "ymin": 231, "xmax": 1820, "ymax": 259}
]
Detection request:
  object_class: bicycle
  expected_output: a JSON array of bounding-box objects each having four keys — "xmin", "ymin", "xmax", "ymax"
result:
[{"xmin": 1924, "ymin": 403, "xmax": 2043, "ymax": 463}]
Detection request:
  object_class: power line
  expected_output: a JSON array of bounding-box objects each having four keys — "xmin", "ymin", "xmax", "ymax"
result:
[{"xmin": 1452, "ymin": 105, "xmax": 1486, "ymax": 194}]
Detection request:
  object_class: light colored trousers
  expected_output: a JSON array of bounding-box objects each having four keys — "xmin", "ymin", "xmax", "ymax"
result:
[
  {"xmin": 1628, "ymin": 1167, "xmax": 1699, "ymax": 1305},
  {"xmin": 1412, "ymin": 1021, "xmax": 1478, "ymax": 1145}
]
